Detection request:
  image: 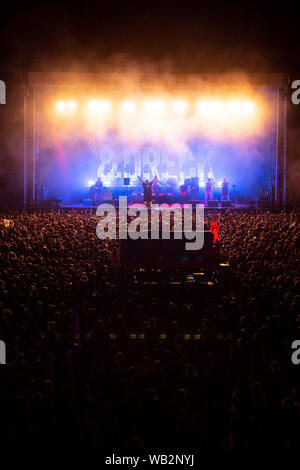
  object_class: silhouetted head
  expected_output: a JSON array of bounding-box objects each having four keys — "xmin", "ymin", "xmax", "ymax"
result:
[{"xmin": 145, "ymin": 179, "xmax": 150, "ymax": 184}]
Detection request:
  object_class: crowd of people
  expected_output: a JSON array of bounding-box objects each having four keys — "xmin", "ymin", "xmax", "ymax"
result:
[{"xmin": 0, "ymin": 207, "xmax": 299, "ymax": 450}]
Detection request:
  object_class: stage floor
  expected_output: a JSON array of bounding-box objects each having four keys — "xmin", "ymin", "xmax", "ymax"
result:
[{"xmin": 60, "ymin": 203, "xmax": 252, "ymax": 210}]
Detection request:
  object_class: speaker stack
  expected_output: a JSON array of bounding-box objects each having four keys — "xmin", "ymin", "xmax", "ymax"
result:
[{"xmin": 221, "ymin": 201, "xmax": 232, "ymax": 207}]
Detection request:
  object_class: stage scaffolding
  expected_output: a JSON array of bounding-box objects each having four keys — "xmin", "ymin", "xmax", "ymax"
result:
[{"xmin": 23, "ymin": 72, "xmax": 287, "ymax": 209}]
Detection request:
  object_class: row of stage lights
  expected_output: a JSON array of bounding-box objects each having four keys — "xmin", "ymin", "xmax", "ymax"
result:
[{"xmin": 55, "ymin": 98, "xmax": 256, "ymax": 116}]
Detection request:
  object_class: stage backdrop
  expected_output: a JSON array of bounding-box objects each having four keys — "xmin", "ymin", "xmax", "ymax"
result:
[{"xmin": 37, "ymin": 87, "xmax": 276, "ymax": 202}]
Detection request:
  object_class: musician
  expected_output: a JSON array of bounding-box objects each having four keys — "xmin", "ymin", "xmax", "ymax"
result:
[
  {"xmin": 221, "ymin": 178, "xmax": 230, "ymax": 201},
  {"xmin": 152, "ymin": 175, "xmax": 160, "ymax": 197},
  {"xmin": 180, "ymin": 184, "xmax": 189, "ymax": 202},
  {"xmin": 205, "ymin": 178, "xmax": 213, "ymax": 206},
  {"xmin": 95, "ymin": 177, "xmax": 103, "ymax": 203},
  {"xmin": 138, "ymin": 176, "xmax": 155, "ymax": 207}
]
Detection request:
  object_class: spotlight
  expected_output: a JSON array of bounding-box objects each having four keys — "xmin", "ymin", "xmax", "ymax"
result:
[
  {"xmin": 99, "ymin": 100, "xmax": 112, "ymax": 112},
  {"xmin": 242, "ymin": 100, "xmax": 255, "ymax": 113},
  {"xmin": 88, "ymin": 99, "xmax": 112, "ymax": 113},
  {"xmin": 68, "ymin": 101, "xmax": 77, "ymax": 111},
  {"xmin": 144, "ymin": 100, "xmax": 154, "ymax": 111},
  {"xmin": 173, "ymin": 100, "xmax": 187, "ymax": 115},
  {"xmin": 144, "ymin": 99, "xmax": 165, "ymax": 113},
  {"xmin": 122, "ymin": 100, "xmax": 135, "ymax": 114},
  {"xmin": 56, "ymin": 101, "xmax": 65, "ymax": 111},
  {"xmin": 197, "ymin": 100, "xmax": 210, "ymax": 114},
  {"xmin": 88, "ymin": 100, "xmax": 98, "ymax": 111},
  {"xmin": 153, "ymin": 99, "xmax": 165, "ymax": 113},
  {"xmin": 227, "ymin": 100, "xmax": 241, "ymax": 112},
  {"xmin": 211, "ymin": 100, "xmax": 222, "ymax": 112},
  {"xmin": 197, "ymin": 100, "xmax": 223, "ymax": 115}
]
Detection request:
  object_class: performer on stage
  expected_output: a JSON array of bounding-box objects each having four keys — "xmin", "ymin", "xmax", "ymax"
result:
[
  {"xmin": 138, "ymin": 176, "xmax": 154, "ymax": 207},
  {"xmin": 152, "ymin": 175, "xmax": 160, "ymax": 197},
  {"xmin": 205, "ymin": 178, "xmax": 213, "ymax": 206},
  {"xmin": 221, "ymin": 178, "xmax": 230, "ymax": 201},
  {"xmin": 95, "ymin": 177, "xmax": 103, "ymax": 203},
  {"xmin": 180, "ymin": 183, "xmax": 189, "ymax": 202}
]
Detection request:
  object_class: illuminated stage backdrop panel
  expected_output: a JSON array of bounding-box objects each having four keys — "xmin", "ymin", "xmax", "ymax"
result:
[{"xmin": 35, "ymin": 85, "xmax": 277, "ymax": 202}]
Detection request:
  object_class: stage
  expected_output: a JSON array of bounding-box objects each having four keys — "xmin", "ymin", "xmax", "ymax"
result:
[
  {"xmin": 23, "ymin": 72, "xmax": 287, "ymax": 210},
  {"xmin": 59, "ymin": 202, "xmax": 251, "ymax": 210}
]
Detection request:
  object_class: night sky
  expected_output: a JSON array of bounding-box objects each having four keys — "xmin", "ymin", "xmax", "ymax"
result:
[{"xmin": 0, "ymin": 1, "xmax": 300, "ymax": 72}]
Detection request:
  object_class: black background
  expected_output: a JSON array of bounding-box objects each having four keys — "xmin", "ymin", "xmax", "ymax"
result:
[{"xmin": 0, "ymin": 1, "xmax": 300, "ymax": 72}]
